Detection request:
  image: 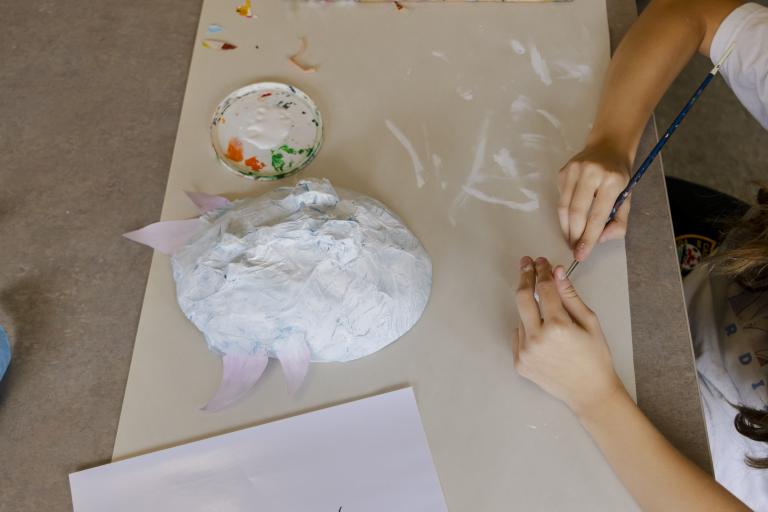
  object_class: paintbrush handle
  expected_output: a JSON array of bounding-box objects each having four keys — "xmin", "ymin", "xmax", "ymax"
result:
[{"xmin": 607, "ymin": 71, "xmax": 716, "ymax": 222}]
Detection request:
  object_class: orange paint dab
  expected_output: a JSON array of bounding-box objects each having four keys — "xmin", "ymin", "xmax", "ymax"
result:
[
  {"xmin": 245, "ymin": 156, "xmax": 265, "ymax": 172},
  {"xmin": 226, "ymin": 138, "xmax": 244, "ymax": 162}
]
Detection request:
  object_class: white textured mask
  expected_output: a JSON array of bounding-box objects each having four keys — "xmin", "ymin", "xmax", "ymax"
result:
[{"xmin": 126, "ymin": 178, "xmax": 431, "ymax": 410}]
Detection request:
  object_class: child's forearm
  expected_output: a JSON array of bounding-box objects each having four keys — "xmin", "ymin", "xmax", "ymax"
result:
[
  {"xmin": 579, "ymin": 389, "xmax": 749, "ymax": 511},
  {"xmin": 587, "ymin": 0, "xmax": 743, "ymax": 163}
]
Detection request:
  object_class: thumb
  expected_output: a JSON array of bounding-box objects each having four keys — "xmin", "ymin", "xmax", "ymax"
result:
[
  {"xmin": 598, "ymin": 196, "xmax": 631, "ymax": 243},
  {"xmin": 553, "ymin": 265, "xmax": 594, "ymax": 324}
]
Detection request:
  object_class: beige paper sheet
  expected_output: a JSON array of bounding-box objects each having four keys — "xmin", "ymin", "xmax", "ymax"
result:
[{"xmin": 114, "ymin": 1, "xmax": 637, "ymax": 509}]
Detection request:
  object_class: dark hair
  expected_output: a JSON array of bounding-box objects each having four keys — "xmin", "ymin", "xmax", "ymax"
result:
[{"xmin": 712, "ymin": 184, "xmax": 768, "ymax": 469}]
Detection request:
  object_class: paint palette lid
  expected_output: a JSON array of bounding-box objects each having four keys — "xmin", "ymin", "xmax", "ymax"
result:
[{"xmin": 210, "ymin": 83, "xmax": 323, "ymax": 180}]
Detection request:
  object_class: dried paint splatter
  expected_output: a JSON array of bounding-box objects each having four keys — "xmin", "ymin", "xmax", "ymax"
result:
[
  {"xmin": 245, "ymin": 156, "xmax": 265, "ymax": 172},
  {"xmin": 226, "ymin": 138, "xmax": 244, "ymax": 162},
  {"xmin": 207, "ymin": 23, "xmax": 223, "ymax": 33},
  {"xmin": 492, "ymin": 148, "xmax": 519, "ymax": 178},
  {"xmin": 535, "ymin": 109, "xmax": 561, "ymax": 129},
  {"xmin": 457, "ymin": 86, "xmax": 474, "ymax": 101},
  {"xmin": 450, "ymin": 113, "xmax": 540, "ymax": 224},
  {"xmin": 510, "ymin": 94, "xmax": 534, "ymax": 116},
  {"xmin": 431, "ymin": 51, "xmax": 449, "ymax": 63},
  {"xmin": 554, "ymin": 61, "xmax": 593, "ymax": 83},
  {"xmin": 202, "ymin": 39, "xmax": 237, "ymax": 51},
  {"xmin": 510, "ymin": 39, "xmax": 526, "ymax": 55},
  {"xmin": 289, "ymin": 37, "xmax": 317, "ymax": 73},
  {"xmin": 236, "ymin": 0, "xmax": 255, "ymax": 18},
  {"xmin": 385, "ymin": 119, "xmax": 425, "ymax": 188},
  {"xmin": 528, "ymin": 44, "xmax": 552, "ymax": 86}
]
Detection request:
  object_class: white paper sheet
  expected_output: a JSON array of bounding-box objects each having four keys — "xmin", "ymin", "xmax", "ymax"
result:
[{"xmin": 71, "ymin": 389, "xmax": 447, "ymax": 512}]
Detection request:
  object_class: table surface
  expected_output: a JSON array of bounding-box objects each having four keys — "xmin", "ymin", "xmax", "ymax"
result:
[{"xmin": 0, "ymin": 0, "xmax": 710, "ymax": 510}]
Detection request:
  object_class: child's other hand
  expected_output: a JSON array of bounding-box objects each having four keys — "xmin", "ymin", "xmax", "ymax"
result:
[
  {"xmin": 557, "ymin": 144, "xmax": 631, "ymax": 261},
  {"xmin": 513, "ymin": 256, "xmax": 624, "ymax": 419}
]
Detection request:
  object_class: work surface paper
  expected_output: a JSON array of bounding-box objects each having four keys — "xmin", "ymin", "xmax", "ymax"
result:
[
  {"xmin": 72, "ymin": 389, "xmax": 446, "ymax": 512},
  {"xmin": 114, "ymin": 0, "xmax": 637, "ymax": 509}
]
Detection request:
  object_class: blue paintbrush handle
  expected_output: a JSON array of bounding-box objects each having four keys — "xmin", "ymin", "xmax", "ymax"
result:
[{"xmin": 607, "ymin": 72, "xmax": 716, "ymax": 222}]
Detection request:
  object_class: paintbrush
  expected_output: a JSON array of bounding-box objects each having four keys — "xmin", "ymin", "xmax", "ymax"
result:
[{"xmin": 564, "ymin": 42, "xmax": 736, "ymax": 279}]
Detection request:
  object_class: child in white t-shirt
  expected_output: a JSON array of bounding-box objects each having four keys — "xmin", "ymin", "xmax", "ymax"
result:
[{"xmin": 512, "ymin": 1, "xmax": 768, "ymax": 510}]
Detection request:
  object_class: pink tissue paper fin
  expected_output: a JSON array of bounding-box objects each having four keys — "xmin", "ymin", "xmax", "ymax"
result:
[
  {"xmin": 202, "ymin": 351, "xmax": 269, "ymax": 412},
  {"xmin": 185, "ymin": 191, "xmax": 230, "ymax": 213},
  {"xmin": 275, "ymin": 340, "xmax": 310, "ymax": 394},
  {"xmin": 122, "ymin": 218, "xmax": 203, "ymax": 255}
]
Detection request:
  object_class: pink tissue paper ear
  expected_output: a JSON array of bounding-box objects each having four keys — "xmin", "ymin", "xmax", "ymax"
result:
[
  {"xmin": 185, "ymin": 191, "xmax": 230, "ymax": 213},
  {"xmin": 275, "ymin": 340, "xmax": 310, "ymax": 394},
  {"xmin": 202, "ymin": 351, "xmax": 269, "ymax": 412},
  {"xmin": 123, "ymin": 218, "xmax": 204, "ymax": 255}
]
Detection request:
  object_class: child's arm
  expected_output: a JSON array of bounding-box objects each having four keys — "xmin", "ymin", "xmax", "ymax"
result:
[
  {"xmin": 513, "ymin": 257, "xmax": 749, "ymax": 511},
  {"xmin": 559, "ymin": 0, "xmax": 744, "ymax": 261}
]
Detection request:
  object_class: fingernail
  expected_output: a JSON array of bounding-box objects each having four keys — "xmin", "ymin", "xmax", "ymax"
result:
[
  {"xmin": 520, "ymin": 256, "xmax": 533, "ymax": 270},
  {"xmin": 554, "ymin": 266, "xmax": 566, "ymax": 280},
  {"xmin": 535, "ymin": 257, "xmax": 547, "ymax": 266}
]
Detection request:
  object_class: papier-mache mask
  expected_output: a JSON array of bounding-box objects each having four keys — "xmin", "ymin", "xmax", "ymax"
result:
[{"xmin": 124, "ymin": 179, "xmax": 432, "ymax": 410}]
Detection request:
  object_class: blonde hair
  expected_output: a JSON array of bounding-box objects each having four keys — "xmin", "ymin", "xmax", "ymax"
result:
[{"xmin": 711, "ymin": 184, "xmax": 768, "ymax": 289}]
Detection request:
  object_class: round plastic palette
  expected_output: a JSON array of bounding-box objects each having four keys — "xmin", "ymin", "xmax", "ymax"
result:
[{"xmin": 210, "ymin": 83, "xmax": 323, "ymax": 180}]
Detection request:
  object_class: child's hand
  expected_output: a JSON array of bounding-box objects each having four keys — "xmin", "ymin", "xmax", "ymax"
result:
[
  {"xmin": 557, "ymin": 144, "xmax": 631, "ymax": 261},
  {"xmin": 513, "ymin": 256, "xmax": 625, "ymax": 419}
]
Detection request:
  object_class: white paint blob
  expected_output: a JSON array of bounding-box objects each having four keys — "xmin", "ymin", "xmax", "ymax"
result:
[
  {"xmin": 431, "ymin": 51, "xmax": 449, "ymax": 63},
  {"xmin": 510, "ymin": 94, "xmax": 534, "ymax": 116},
  {"xmin": 554, "ymin": 61, "xmax": 593, "ymax": 82},
  {"xmin": 457, "ymin": 86, "xmax": 474, "ymax": 101},
  {"xmin": 385, "ymin": 119, "xmax": 426, "ymax": 188},
  {"xmin": 492, "ymin": 148, "xmax": 519, "ymax": 178},
  {"xmin": 172, "ymin": 179, "xmax": 432, "ymax": 363},
  {"xmin": 240, "ymin": 105, "xmax": 292, "ymax": 150},
  {"xmin": 528, "ymin": 44, "xmax": 552, "ymax": 86},
  {"xmin": 510, "ymin": 39, "xmax": 526, "ymax": 55},
  {"xmin": 441, "ymin": 181, "xmax": 447, "ymax": 190}
]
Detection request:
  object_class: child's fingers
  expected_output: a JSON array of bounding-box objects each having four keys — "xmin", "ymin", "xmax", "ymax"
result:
[
  {"xmin": 553, "ymin": 265, "xmax": 596, "ymax": 326},
  {"xmin": 598, "ymin": 196, "xmax": 631, "ymax": 243},
  {"xmin": 534, "ymin": 257, "xmax": 569, "ymax": 323},
  {"xmin": 516, "ymin": 256, "xmax": 541, "ymax": 334}
]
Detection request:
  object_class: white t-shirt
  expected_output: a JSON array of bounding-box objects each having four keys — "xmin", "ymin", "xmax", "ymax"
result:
[
  {"xmin": 686, "ymin": 267, "xmax": 768, "ymax": 510},
  {"xmin": 710, "ymin": 2, "xmax": 768, "ymax": 129},
  {"xmin": 685, "ymin": 3, "xmax": 768, "ymax": 509}
]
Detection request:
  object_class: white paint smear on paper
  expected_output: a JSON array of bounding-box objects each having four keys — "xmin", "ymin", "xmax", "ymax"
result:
[
  {"xmin": 431, "ymin": 51, "xmax": 449, "ymax": 63},
  {"xmin": 492, "ymin": 148, "xmax": 519, "ymax": 178},
  {"xmin": 536, "ymin": 109, "xmax": 561, "ymax": 129},
  {"xmin": 457, "ymin": 86, "xmax": 474, "ymax": 101},
  {"xmin": 528, "ymin": 44, "xmax": 552, "ymax": 86},
  {"xmin": 521, "ymin": 133, "xmax": 548, "ymax": 149},
  {"xmin": 510, "ymin": 94, "xmax": 534, "ymax": 115},
  {"xmin": 385, "ymin": 120, "xmax": 425, "ymax": 188},
  {"xmin": 450, "ymin": 114, "xmax": 540, "ymax": 223},
  {"xmin": 462, "ymin": 186, "xmax": 539, "ymax": 213},
  {"xmin": 554, "ymin": 61, "xmax": 593, "ymax": 82},
  {"xmin": 510, "ymin": 39, "xmax": 526, "ymax": 55},
  {"xmin": 432, "ymin": 153, "xmax": 443, "ymax": 170}
]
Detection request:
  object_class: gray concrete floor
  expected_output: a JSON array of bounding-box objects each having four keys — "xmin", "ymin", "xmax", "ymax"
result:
[{"xmin": 648, "ymin": 0, "xmax": 768, "ymax": 204}]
